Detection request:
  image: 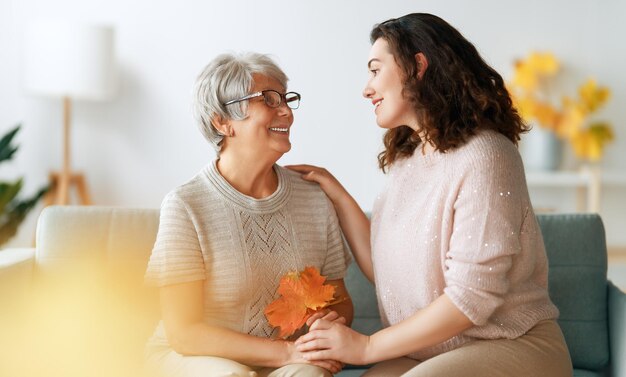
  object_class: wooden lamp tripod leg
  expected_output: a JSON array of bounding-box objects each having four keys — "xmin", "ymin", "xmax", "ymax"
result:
[
  {"xmin": 56, "ymin": 96, "xmax": 71, "ymax": 205},
  {"xmin": 43, "ymin": 96, "xmax": 92, "ymax": 206},
  {"xmin": 73, "ymin": 174, "xmax": 92, "ymax": 205}
]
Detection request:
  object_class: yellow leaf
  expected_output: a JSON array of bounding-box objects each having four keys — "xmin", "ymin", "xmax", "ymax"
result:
[
  {"xmin": 512, "ymin": 94, "xmax": 537, "ymax": 120},
  {"xmin": 579, "ymin": 79, "xmax": 611, "ymax": 113},
  {"xmin": 569, "ymin": 125, "xmax": 613, "ymax": 162},
  {"xmin": 589, "ymin": 122, "xmax": 614, "ymax": 143},
  {"xmin": 556, "ymin": 103, "xmax": 585, "ymax": 138},
  {"xmin": 513, "ymin": 62, "xmax": 538, "ymax": 92},
  {"xmin": 588, "ymin": 140, "xmax": 602, "ymax": 161},
  {"xmin": 527, "ymin": 52, "xmax": 560, "ymax": 76},
  {"xmin": 533, "ymin": 102, "xmax": 559, "ymax": 131}
]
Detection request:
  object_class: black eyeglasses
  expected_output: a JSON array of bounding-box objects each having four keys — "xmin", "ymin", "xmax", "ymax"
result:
[{"xmin": 223, "ymin": 90, "xmax": 301, "ymax": 110}]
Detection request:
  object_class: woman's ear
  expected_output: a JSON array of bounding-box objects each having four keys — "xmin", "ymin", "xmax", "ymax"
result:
[
  {"xmin": 415, "ymin": 52, "xmax": 429, "ymax": 79},
  {"xmin": 211, "ymin": 115, "xmax": 233, "ymax": 137}
]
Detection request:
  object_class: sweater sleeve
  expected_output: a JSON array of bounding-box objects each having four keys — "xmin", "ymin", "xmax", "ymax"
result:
[
  {"xmin": 144, "ymin": 192, "xmax": 206, "ymax": 287},
  {"xmin": 443, "ymin": 141, "xmax": 526, "ymax": 326},
  {"xmin": 321, "ymin": 196, "xmax": 351, "ymax": 281}
]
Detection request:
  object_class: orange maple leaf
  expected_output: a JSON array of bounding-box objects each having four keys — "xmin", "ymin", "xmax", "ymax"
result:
[{"xmin": 264, "ymin": 266, "xmax": 336, "ymax": 338}]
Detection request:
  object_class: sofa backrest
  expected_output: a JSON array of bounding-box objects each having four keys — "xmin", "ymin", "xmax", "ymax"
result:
[
  {"xmin": 29, "ymin": 206, "xmax": 160, "ymax": 377},
  {"xmin": 538, "ymin": 213, "xmax": 609, "ymax": 371},
  {"xmin": 344, "ymin": 263, "xmax": 381, "ymax": 335}
]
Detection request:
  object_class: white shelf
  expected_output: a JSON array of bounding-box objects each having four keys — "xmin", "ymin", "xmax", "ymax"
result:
[
  {"xmin": 528, "ymin": 169, "xmax": 626, "ymax": 186},
  {"xmin": 525, "ymin": 168, "xmax": 626, "ymax": 212},
  {"xmin": 599, "ymin": 171, "xmax": 626, "ymax": 186},
  {"xmin": 526, "ymin": 170, "xmax": 591, "ymax": 187}
]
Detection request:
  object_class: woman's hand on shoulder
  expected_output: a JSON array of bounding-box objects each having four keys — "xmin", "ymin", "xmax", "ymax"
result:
[{"xmin": 285, "ymin": 164, "xmax": 347, "ymax": 203}]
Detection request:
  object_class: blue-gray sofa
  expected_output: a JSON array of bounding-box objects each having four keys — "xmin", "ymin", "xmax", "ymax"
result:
[
  {"xmin": 340, "ymin": 214, "xmax": 626, "ymax": 377},
  {"xmin": 0, "ymin": 208, "xmax": 623, "ymax": 376}
]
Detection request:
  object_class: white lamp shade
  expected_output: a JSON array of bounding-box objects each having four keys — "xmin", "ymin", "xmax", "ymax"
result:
[{"xmin": 23, "ymin": 21, "xmax": 117, "ymax": 101}]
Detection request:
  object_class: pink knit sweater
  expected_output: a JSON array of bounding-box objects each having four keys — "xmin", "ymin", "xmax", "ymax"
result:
[{"xmin": 371, "ymin": 130, "xmax": 559, "ymax": 360}]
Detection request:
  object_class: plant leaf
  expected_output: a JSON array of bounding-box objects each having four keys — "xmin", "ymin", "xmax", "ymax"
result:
[
  {"xmin": 0, "ymin": 125, "xmax": 20, "ymax": 164},
  {"xmin": 0, "ymin": 124, "xmax": 49, "ymax": 246},
  {"xmin": 0, "ymin": 186, "xmax": 47, "ymax": 246},
  {"xmin": 0, "ymin": 179, "xmax": 23, "ymax": 214}
]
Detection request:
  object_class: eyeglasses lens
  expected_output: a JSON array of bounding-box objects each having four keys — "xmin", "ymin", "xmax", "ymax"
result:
[
  {"xmin": 284, "ymin": 92, "xmax": 300, "ymax": 109},
  {"xmin": 260, "ymin": 90, "xmax": 300, "ymax": 109},
  {"xmin": 263, "ymin": 91, "xmax": 282, "ymax": 108}
]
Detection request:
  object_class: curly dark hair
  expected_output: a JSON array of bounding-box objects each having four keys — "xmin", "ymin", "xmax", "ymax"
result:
[{"xmin": 371, "ymin": 13, "xmax": 528, "ymax": 171}]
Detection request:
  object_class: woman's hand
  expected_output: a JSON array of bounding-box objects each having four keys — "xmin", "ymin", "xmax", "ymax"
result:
[
  {"xmin": 283, "ymin": 341, "xmax": 344, "ymax": 374},
  {"xmin": 295, "ymin": 319, "xmax": 372, "ymax": 366},
  {"xmin": 285, "ymin": 165, "xmax": 348, "ymax": 204},
  {"xmin": 287, "ymin": 164, "xmax": 374, "ymax": 283},
  {"xmin": 306, "ymin": 309, "xmax": 346, "ymax": 328}
]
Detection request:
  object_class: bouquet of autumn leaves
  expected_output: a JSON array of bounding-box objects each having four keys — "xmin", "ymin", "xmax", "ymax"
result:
[
  {"xmin": 508, "ymin": 52, "xmax": 613, "ymax": 162},
  {"xmin": 264, "ymin": 266, "xmax": 339, "ymax": 339}
]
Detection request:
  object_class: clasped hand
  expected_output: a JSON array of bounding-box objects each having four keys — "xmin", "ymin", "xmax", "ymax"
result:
[{"xmin": 296, "ymin": 310, "xmax": 371, "ymax": 366}]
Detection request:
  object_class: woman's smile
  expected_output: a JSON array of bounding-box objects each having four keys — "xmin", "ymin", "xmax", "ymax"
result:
[{"xmin": 269, "ymin": 126, "xmax": 290, "ymax": 135}]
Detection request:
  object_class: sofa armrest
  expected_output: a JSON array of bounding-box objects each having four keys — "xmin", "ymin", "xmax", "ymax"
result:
[
  {"xmin": 0, "ymin": 248, "xmax": 35, "ymax": 283},
  {"xmin": 0, "ymin": 248, "xmax": 35, "ymax": 310},
  {"xmin": 609, "ymin": 281, "xmax": 626, "ymax": 377}
]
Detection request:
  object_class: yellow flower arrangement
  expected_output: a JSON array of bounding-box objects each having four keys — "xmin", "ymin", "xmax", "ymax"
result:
[{"xmin": 508, "ymin": 52, "xmax": 613, "ymax": 162}]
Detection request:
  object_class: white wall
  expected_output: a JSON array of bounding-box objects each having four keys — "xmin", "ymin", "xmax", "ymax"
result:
[{"xmin": 2, "ymin": 0, "xmax": 625, "ymax": 247}]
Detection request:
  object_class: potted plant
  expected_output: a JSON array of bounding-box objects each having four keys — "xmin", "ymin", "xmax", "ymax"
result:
[
  {"xmin": 508, "ymin": 52, "xmax": 613, "ymax": 169},
  {"xmin": 0, "ymin": 125, "xmax": 48, "ymax": 247}
]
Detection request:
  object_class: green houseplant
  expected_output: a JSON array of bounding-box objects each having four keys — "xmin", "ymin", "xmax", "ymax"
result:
[{"xmin": 0, "ymin": 125, "xmax": 48, "ymax": 247}]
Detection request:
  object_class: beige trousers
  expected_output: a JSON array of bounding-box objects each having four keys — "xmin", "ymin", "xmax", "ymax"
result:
[
  {"xmin": 145, "ymin": 349, "xmax": 332, "ymax": 377},
  {"xmin": 363, "ymin": 320, "xmax": 572, "ymax": 377}
]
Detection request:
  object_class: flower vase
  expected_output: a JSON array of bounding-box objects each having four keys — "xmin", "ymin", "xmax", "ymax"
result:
[{"xmin": 521, "ymin": 126, "xmax": 563, "ymax": 171}]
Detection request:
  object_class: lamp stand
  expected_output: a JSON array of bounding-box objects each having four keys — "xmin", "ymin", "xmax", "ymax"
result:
[{"xmin": 43, "ymin": 97, "xmax": 92, "ymax": 206}]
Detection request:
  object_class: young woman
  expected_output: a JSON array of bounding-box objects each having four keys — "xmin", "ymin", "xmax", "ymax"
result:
[{"xmin": 290, "ymin": 13, "xmax": 572, "ymax": 376}]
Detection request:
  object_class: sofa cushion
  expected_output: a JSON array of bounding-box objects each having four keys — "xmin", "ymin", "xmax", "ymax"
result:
[
  {"xmin": 537, "ymin": 214, "xmax": 609, "ymax": 371},
  {"xmin": 345, "ymin": 262, "xmax": 382, "ymax": 335},
  {"xmin": 342, "ymin": 262, "xmax": 382, "ymax": 370},
  {"xmin": 572, "ymin": 369, "xmax": 606, "ymax": 377}
]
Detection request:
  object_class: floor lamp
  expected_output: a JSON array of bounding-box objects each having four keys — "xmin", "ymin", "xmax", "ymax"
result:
[{"xmin": 23, "ymin": 21, "xmax": 116, "ymax": 205}]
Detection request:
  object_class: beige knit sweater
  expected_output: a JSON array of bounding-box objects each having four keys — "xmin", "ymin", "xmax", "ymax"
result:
[
  {"xmin": 144, "ymin": 161, "xmax": 350, "ymax": 348},
  {"xmin": 371, "ymin": 130, "xmax": 559, "ymax": 360}
]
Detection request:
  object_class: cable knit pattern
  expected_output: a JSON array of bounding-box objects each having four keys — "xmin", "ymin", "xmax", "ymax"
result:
[
  {"xmin": 371, "ymin": 130, "xmax": 559, "ymax": 360},
  {"xmin": 145, "ymin": 160, "xmax": 350, "ymax": 347},
  {"xmin": 240, "ymin": 209, "xmax": 293, "ymax": 337}
]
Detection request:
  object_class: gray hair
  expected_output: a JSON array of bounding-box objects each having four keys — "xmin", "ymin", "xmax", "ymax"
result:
[{"xmin": 193, "ymin": 52, "xmax": 289, "ymax": 152}]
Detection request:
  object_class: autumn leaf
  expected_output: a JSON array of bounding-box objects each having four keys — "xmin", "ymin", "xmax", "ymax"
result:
[
  {"xmin": 264, "ymin": 266, "xmax": 336, "ymax": 338},
  {"xmin": 578, "ymin": 79, "xmax": 611, "ymax": 113},
  {"xmin": 527, "ymin": 51, "xmax": 559, "ymax": 76},
  {"xmin": 570, "ymin": 122, "xmax": 614, "ymax": 161},
  {"xmin": 264, "ymin": 296, "xmax": 309, "ymax": 339},
  {"xmin": 512, "ymin": 52, "xmax": 559, "ymax": 93}
]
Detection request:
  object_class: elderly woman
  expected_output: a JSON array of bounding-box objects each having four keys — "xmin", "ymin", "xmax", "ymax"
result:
[{"xmin": 144, "ymin": 52, "xmax": 352, "ymax": 377}]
